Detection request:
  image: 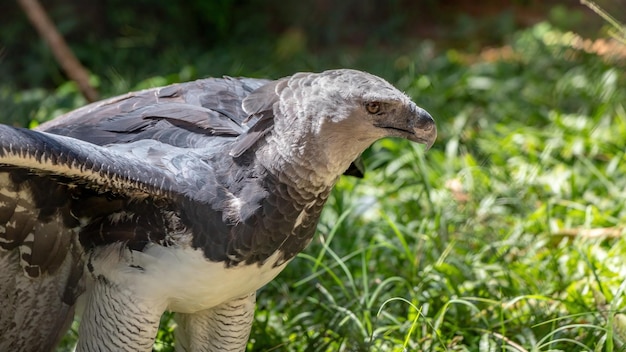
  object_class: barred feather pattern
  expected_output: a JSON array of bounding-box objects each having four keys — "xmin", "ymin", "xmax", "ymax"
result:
[
  {"xmin": 0, "ymin": 250, "xmax": 77, "ymax": 352},
  {"xmin": 0, "ymin": 172, "xmax": 84, "ymax": 352},
  {"xmin": 77, "ymin": 275, "xmax": 163, "ymax": 352},
  {"xmin": 174, "ymin": 293, "xmax": 256, "ymax": 352}
]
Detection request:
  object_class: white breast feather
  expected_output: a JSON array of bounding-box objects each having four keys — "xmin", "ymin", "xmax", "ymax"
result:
[{"xmin": 87, "ymin": 242, "xmax": 289, "ymax": 314}]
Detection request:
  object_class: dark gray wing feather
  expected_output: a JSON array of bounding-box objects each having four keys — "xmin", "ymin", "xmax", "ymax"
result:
[
  {"xmin": 229, "ymin": 79, "xmax": 283, "ymax": 157},
  {"xmin": 229, "ymin": 110, "xmax": 274, "ymax": 158},
  {"xmin": 0, "ymin": 126, "xmax": 182, "ymax": 202},
  {"xmin": 38, "ymin": 77, "xmax": 270, "ymax": 147},
  {"xmin": 241, "ymin": 79, "xmax": 281, "ymax": 116}
]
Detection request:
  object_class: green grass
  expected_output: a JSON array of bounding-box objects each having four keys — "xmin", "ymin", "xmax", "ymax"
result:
[
  {"xmin": 243, "ymin": 24, "xmax": 626, "ymax": 351},
  {"xmin": 9, "ymin": 21, "xmax": 626, "ymax": 351}
]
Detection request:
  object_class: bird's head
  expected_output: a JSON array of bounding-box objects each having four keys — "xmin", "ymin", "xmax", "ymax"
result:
[{"xmin": 240, "ymin": 69, "xmax": 437, "ymax": 186}]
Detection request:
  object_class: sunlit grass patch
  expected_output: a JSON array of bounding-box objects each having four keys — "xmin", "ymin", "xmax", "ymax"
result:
[{"xmin": 249, "ymin": 23, "xmax": 626, "ymax": 351}]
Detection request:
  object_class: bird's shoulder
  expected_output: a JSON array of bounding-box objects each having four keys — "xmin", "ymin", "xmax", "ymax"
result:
[{"xmin": 38, "ymin": 76, "xmax": 273, "ymax": 148}]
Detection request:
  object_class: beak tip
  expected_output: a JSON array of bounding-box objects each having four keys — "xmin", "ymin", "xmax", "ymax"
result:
[
  {"xmin": 412, "ymin": 110, "xmax": 437, "ymax": 151},
  {"xmin": 424, "ymin": 131, "xmax": 437, "ymax": 151}
]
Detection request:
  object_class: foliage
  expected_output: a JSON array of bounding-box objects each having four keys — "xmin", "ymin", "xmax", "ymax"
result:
[
  {"xmin": 243, "ymin": 23, "xmax": 626, "ymax": 351},
  {"xmin": 3, "ymin": 4, "xmax": 626, "ymax": 350}
]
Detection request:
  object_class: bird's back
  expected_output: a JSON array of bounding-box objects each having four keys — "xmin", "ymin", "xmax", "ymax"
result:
[{"xmin": 38, "ymin": 76, "xmax": 270, "ymax": 148}]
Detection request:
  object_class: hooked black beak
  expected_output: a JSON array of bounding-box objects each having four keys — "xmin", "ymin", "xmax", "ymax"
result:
[
  {"xmin": 409, "ymin": 106, "xmax": 436, "ymax": 150},
  {"xmin": 375, "ymin": 104, "xmax": 437, "ymax": 150}
]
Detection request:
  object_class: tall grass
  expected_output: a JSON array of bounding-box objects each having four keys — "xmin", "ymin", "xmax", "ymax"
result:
[{"xmin": 248, "ymin": 22, "xmax": 626, "ymax": 351}]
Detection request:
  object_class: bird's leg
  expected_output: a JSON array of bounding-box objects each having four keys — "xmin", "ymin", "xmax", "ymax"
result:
[
  {"xmin": 174, "ymin": 292, "xmax": 256, "ymax": 352},
  {"xmin": 76, "ymin": 275, "xmax": 163, "ymax": 352}
]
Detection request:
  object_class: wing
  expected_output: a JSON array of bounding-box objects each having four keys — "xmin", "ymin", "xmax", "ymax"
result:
[
  {"xmin": 38, "ymin": 76, "xmax": 272, "ymax": 148},
  {"xmin": 0, "ymin": 126, "xmax": 198, "ymax": 351},
  {"xmin": 0, "ymin": 75, "xmax": 287, "ymax": 350}
]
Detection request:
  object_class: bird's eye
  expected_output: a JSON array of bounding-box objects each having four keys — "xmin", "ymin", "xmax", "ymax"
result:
[{"xmin": 365, "ymin": 102, "xmax": 381, "ymax": 114}]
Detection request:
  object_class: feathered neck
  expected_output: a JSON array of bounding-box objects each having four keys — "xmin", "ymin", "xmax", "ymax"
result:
[{"xmin": 254, "ymin": 138, "xmax": 343, "ymax": 194}]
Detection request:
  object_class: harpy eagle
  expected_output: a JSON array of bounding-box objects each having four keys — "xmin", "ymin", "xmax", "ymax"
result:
[{"xmin": 0, "ymin": 69, "xmax": 436, "ymax": 351}]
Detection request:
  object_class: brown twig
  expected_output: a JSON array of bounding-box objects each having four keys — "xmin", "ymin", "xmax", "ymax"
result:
[
  {"xmin": 490, "ymin": 332, "xmax": 529, "ymax": 352},
  {"xmin": 17, "ymin": 0, "xmax": 99, "ymax": 102},
  {"xmin": 554, "ymin": 227, "xmax": 624, "ymax": 239},
  {"xmin": 580, "ymin": 0, "xmax": 626, "ymax": 44}
]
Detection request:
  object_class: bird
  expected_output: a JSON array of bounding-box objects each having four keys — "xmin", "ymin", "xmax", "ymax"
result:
[{"xmin": 0, "ymin": 69, "xmax": 436, "ymax": 351}]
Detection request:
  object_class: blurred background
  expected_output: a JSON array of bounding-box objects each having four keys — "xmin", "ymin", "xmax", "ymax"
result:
[
  {"xmin": 0, "ymin": 0, "xmax": 621, "ymax": 126},
  {"xmin": 3, "ymin": 1, "xmax": 626, "ymax": 351}
]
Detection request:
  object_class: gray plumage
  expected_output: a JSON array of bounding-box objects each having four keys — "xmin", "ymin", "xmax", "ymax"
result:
[{"xmin": 0, "ymin": 69, "xmax": 436, "ymax": 351}]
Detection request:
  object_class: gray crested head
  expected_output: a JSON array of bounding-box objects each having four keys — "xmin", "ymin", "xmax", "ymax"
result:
[{"xmin": 243, "ymin": 69, "xmax": 437, "ymax": 186}]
